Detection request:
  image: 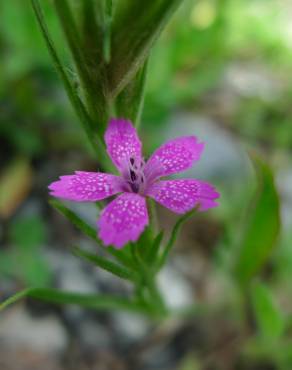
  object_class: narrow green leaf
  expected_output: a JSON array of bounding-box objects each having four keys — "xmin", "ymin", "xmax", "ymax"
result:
[
  {"xmin": 49, "ymin": 199, "xmax": 97, "ymax": 239},
  {"xmin": 234, "ymin": 155, "xmax": 281, "ymax": 286},
  {"xmin": 54, "ymin": 0, "xmax": 90, "ymax": 84},
  {"xmin": 108, "ymin": 0, "xmax": 183, "ymax": 97},
  {"xmin": 116, "ymin": 61, "xmax": 148, "ymax": 127},
  {"xmin": 31, "ymin": 0, "xmax": 112, "ymax": 171},
  {"xmin": 80, "ymin": 0, "xmax": 103, "ymax": 62},
  {"xmin": 102, "ymin": 0, "xmax": 113, "ymax": 63},
  {"xmin": 157, "ymin": 208, "xmax": 197, "ymax": 270},
  {"xmin": 53, "ymin": 0, "xmax": 108, "ymax": 133},
  {"xmin": 146, "ymin": 231, "xmax": 164, "ymax": 264},
  {"xmin": 0, "ymin": 288, "xmax": 153, "ymax": 315},
  {"xmin": 73, "ymin": 246, "xmax": 137, "ymax": 282},
  {"xmin": 251, "ymin": 281, "xmax": 285, "ymax": 340},
  {"xmin": 0, "ymin": 289, "xmax": 32, "ymax": 311},
  {"xmin": 49, "ymin": 199, "xmax": 133, "ymax": 268}
]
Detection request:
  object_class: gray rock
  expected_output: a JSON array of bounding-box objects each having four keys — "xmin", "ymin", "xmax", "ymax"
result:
[
  {"xmin": 111, "ymin": 312, "xmax": 151, "ymax": 342},
  {"xmin": 45, "ymin": 249, "xmax": 98, "ymax": 294},
  {"xmin": 162, "ymin": 112, "xmax": 250, "ymax": 182},
  {"xmin": 158, "ymin": 265, "xmax": 194, "ymax": 310},
  {"xmin": 224, "ymin": 63, "xmax": 283, "ymax": 101},
  {"xmin": 78, "ymin": 317, "xmax": 112, "ymax": 349},
  {"xmin": 0, "ymin": 305, "xmax": 68, "ymax": 353},
  {"xmin": 64, "ymin": 200, "xmax": 99, "ymax": 228}
]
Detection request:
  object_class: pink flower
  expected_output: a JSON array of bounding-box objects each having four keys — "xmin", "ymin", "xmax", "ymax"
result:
[{"xmin": 49, "ymin": 119, "xmax": 220, "ymax": 248}]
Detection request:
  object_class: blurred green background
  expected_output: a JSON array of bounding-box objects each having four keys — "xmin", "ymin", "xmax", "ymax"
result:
[{"xmin": 1, "ymin": 0, "xmax": 292, "ymax": 369}]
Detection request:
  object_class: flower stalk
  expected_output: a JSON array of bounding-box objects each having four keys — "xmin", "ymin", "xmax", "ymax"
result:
[{"xmin": 0, "ymin": 0, "xmax": 221, "ymax": 318}]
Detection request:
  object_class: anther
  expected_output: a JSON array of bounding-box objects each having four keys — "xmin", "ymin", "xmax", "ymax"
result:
[{"xmin": 130, "ymin": 170, "xmax": 137, "ymax": 182}]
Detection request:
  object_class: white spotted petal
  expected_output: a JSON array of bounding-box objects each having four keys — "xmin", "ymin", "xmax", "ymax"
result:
[
  {"xmin": 144, "ymin": 136, "xmax": 204, "ymax": 181},
  {"xmin": 105, "ymin": 118, "xmax": 142, "ymax": 173},
  {"xmin": 97, "ymin": 193, "xmax": 149, "ymax": 248},
  {"xmin": 146, "ymin": 179, "xmax": 220, "ymax": 213},
  {"xmin": 48, "ymin": 171, "xmax": 125, "ymax": 201}
]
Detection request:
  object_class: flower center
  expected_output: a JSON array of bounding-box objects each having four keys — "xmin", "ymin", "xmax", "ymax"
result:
[{"xmin": 126, "ymin": 156, "xmax": 146, "ymax": 194}]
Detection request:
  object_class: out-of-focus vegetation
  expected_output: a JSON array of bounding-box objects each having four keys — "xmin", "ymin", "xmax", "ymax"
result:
[{"xmin": 1, "ymin": 0, "xmax": 292, "ymax": 369}]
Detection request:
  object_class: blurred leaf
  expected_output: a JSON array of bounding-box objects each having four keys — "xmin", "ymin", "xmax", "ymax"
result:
[
  {"xmin": 179, "ymin": 354, "xmax": 201, "ymax": 370},
  {"xmin": 21, "ymin": 257, "xmax": 52, "ymax": 287},
  {"xmin": 116, "ymin": 61, "xmax": 148, "ymax": 126},
  {"xmin": 8, "ymin": 124, "xmax": 44, "ymax": 157},
  {"xmin": 251, "ymin": 281, "xmax": 285, "ymax": 341},
  {"xmin": 10, "ymin": 216, "xmax": 47, "ymax": 250},
  {"xmin": 0, "ymin": 1, "xmax": 64, "ymax": 77},
  {"xmin": 0, "ymin": 253, "xmax": 15, "ymax": 278},
  {"xmin": 0, "ymin": 249, "xmax": 51, "ymax": 288},
  {"xmin": 6, "ymin": 215, "xmax": 51, "ymax": 286},
  {"xmin": 0, "ymin": 159, "xmax": 32, "ymax": 219},
  {"xmin": 73, "ymin": 246, "xmax": 137, "ymax": 282},
  {"xmin": 234, "ymin": 155, "xmax": 281, "ymax": 286},
  {"xmin": 0, "ymin": 288, "xmax": 153, "ymax": 315},
  {"xmin": 108, "ymin": 0, "xmax": 184, "ymax": 97}
]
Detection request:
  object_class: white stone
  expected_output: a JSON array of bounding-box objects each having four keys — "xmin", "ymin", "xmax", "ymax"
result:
[
  {"xmin": 158, "ymin": 265, "xmax": 194, "ymax": 309},
  {"xmin": 0, "ymin": 305, "xmax": 68, "ymax": 353}
]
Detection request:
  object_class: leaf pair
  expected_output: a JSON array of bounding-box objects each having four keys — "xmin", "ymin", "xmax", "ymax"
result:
[
  {"xmin": 0, "ymin": 197, "xmax": 196, "ymax": 314},
  {"xmin": 50, "ymin": 199, "xmax": 194, "ymax": 275},
  {"xmin": 251, "ymin": 281, "xmax": 285, "ymax": 341},
  {"xmin": 31, "ymin": 0, "xmax": 183, "ymax": 138},
  {"xmin": 233, "ymin": 155, "xmax": 281, "ymax": 287},
  {"xmin": 31, "ymin": 0, "xmax": 115, "ymax": 171},
  {"xmin": 0, "ymin": 288, "xmax": 152, "ymax": 315}
]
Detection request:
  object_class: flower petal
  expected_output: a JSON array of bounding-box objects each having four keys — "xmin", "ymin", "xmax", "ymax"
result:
[
  {"xmin": 98, "ymin": 193, "xmax": 148, "ymax": 248},
  {"xmin": 146, "ymin": 179, "xmax": 220, "ymax": 213},
  {"xmin": 48, "ymin": 171, "xmax": 125, "ymax": 201},
  {"xmin": 145, "ymin": 136, "xmax": 204, "ymax": 180},
  {"xmin": 105, "ymin": 118, "xmax": 142, "ymax": 172}
]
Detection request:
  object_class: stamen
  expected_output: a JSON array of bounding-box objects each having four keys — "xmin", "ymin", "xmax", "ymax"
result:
[
  {"xmin": 122, "ymin": 155, "xmax": 148, "ymax": 194},
  {"xmin": 131, "ymin": 183, "xmax": 139, "ymax": 193},
  {"xmin": 130, "ymin": 170, "xmax": 137, "ymax": 182}
]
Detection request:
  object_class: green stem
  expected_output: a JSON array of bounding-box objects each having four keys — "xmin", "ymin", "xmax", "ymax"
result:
[
  {"xmin": 131, "ymin": 243, "xmax": 167, "ymax": 314},
  {"xmin": 148, "ymin": 198, "xmax": 159, "ymax": 235},
  {"xmin": 103, "ymin": 0, "xmax": 113, "ymax": 63},
  {"xmin": 157, "ymin": 208, "xmax": 197, "ymax": 271}
]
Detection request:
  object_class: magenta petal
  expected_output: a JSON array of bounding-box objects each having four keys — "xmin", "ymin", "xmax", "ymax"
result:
[
  {"xmin": 105, "ymin": 118, "xmax": 142, "ymax": 172},
  {"xmin": 97, "ymin": 193, "xmax": 148, "ymax": 249},
  {"xmin": 146, "ymin": 179, "xmax": 220, "ymax": 214},
  {"xmin": 145, "ymin": 136, "xmax": 204, "ymax": 180},
  {"xmin": 48, "ymin": 171, "xmax": 125, "ymax": 202}
]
